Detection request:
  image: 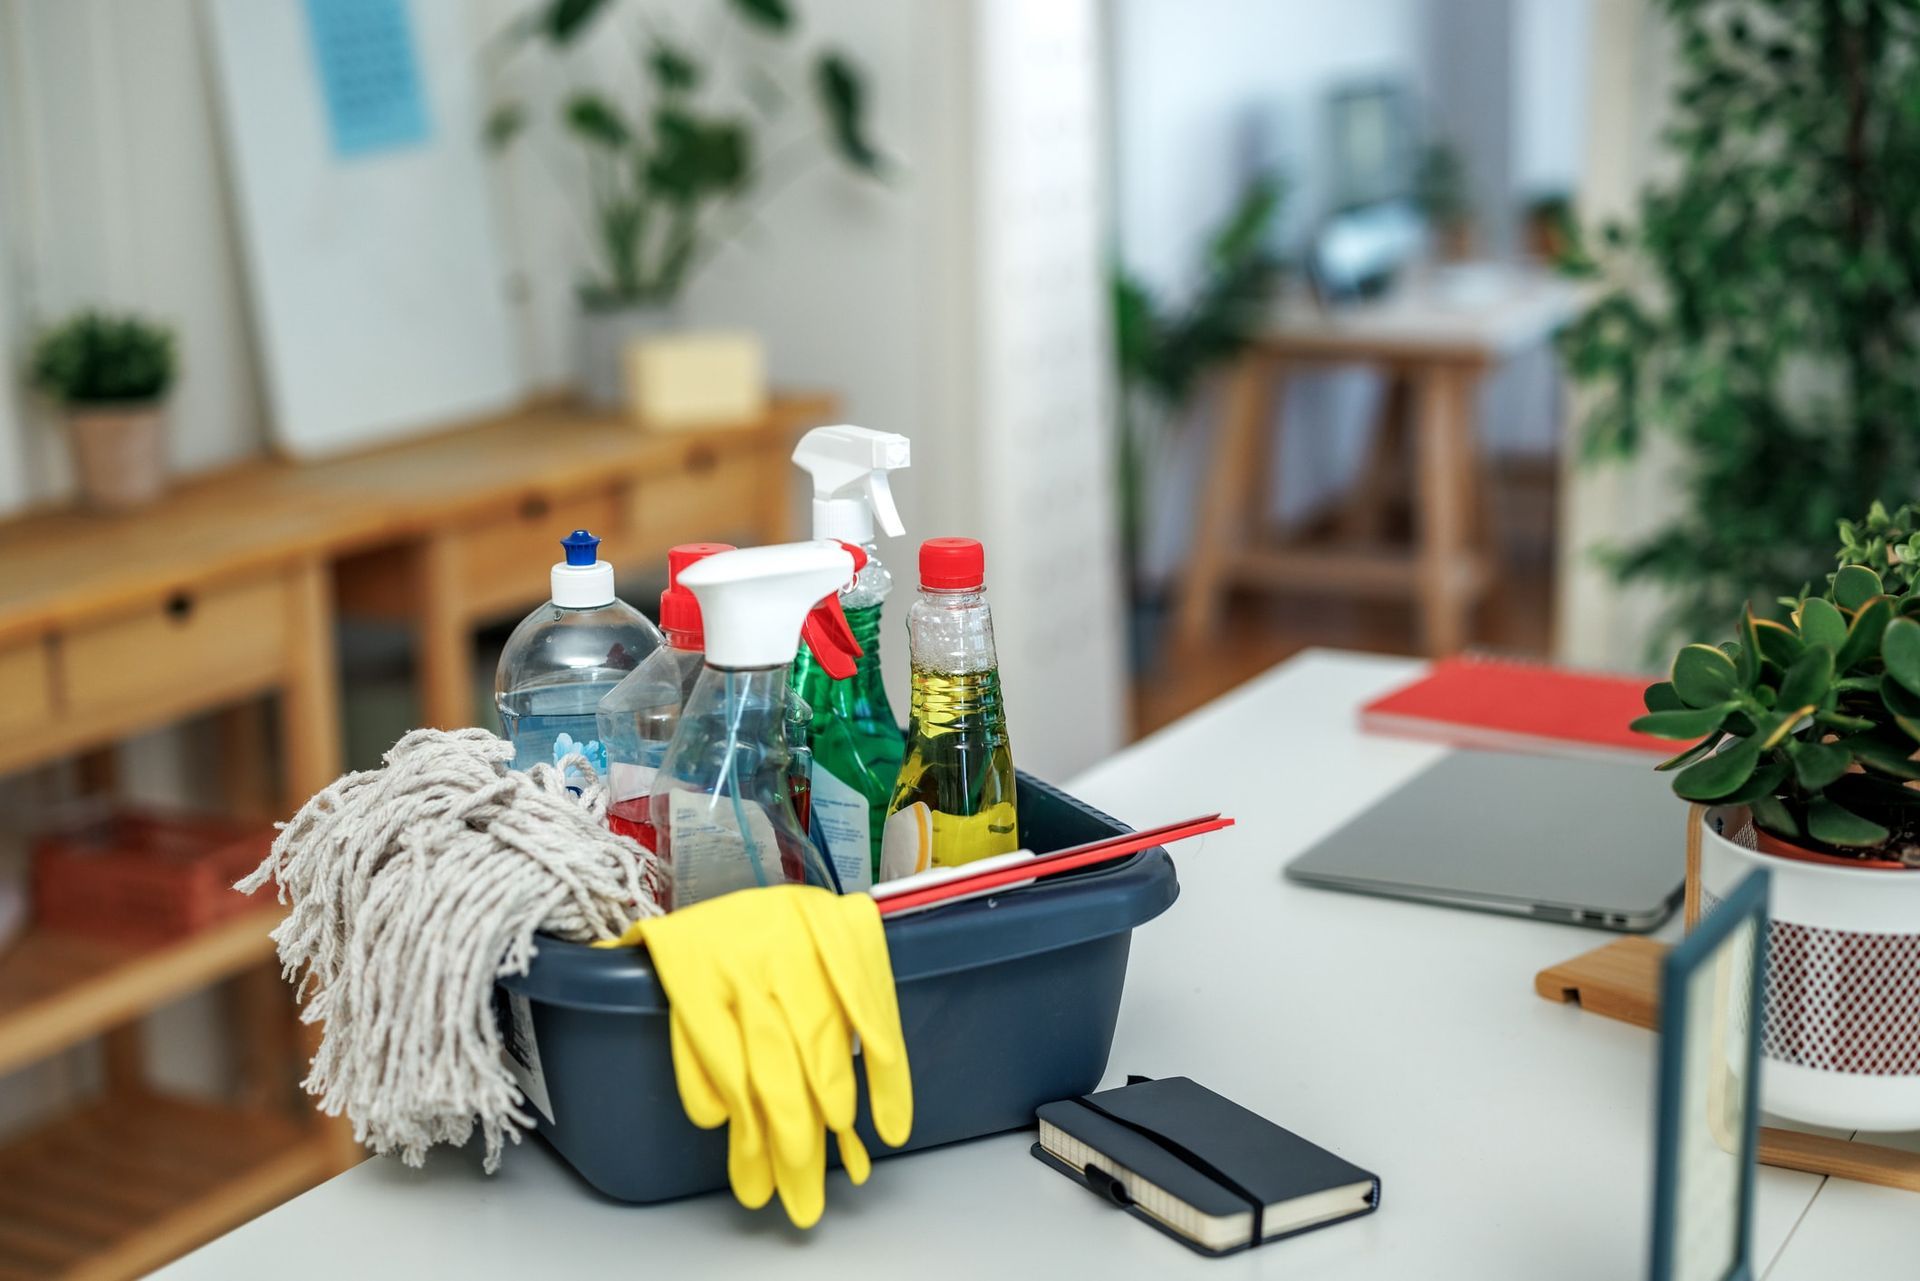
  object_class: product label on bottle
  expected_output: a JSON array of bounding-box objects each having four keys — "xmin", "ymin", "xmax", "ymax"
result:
[
  {"xmin": 808, "ymin": 764, "xmax": 872, "ymax": 893},
  {"xmin": 500, "ymin": 990, "xmax": 554, "ymax": 1123},
  {"xmin": 667, "ymin": 790, "xmax": 787, "ymax": 903},
  {"xmin": 880, "ymin": 802, "xmax": 934, "ymax": 883},
  {"xmin": 609, "ymin": 762, "xmax": 656, "ymax": 802}
]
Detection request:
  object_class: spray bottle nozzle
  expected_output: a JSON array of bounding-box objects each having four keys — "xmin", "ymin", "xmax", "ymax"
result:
[
  {"xmin": 562, "ymin": 529, "xmax": 601, "ymax": 567},
  {"xmin": 793, "ymin": 425, "xmax": 912, "ymax": 544},
  {"xmin": 798, "ymin": 541, "xmax": 869, "ymax": 680}
]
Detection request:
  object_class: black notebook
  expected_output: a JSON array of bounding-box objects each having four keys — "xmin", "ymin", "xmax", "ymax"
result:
[{"xmin": 1032, "ymin": 1077, "xmax": 1380, "ymax": 1257}]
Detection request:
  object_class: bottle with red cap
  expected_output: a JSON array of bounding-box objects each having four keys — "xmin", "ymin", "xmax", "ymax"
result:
[
  {"xmin": 879, "ymin": 537, "xmax": 1019, "ymax": 880},
  {"xmin": 651, "ymin": 541, "xmax": 865, "ymax": 907},
  {"xmin": 596, "ymin": 543, "xmax": 734, "ymax": 848}
]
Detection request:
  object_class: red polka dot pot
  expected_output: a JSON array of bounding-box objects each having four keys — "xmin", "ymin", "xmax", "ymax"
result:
[{"xmin": 1700, "ymin": 806, "xmax": 1920, "ymax": 1133}]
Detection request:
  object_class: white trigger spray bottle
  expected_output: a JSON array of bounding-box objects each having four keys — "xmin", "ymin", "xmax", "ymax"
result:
[
  {"xmin": 654, "ymin": 541, "xmax": 866, "ymax": 909},
  {"xmin": 788, "ymin": 426, "xmax": 911, "ymax": 891}
]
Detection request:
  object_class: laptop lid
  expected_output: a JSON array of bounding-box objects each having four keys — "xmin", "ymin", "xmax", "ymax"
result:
[{"xmin": 1284, "ymin": 751, "xmax": 1686, "ymax": 930}]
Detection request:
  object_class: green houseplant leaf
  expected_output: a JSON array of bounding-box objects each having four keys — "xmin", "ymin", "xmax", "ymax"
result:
[
  {"xmin": 1672, "ymin": 736, "xmax": 1762, "ymax": 801},
  {"xmin": 1671, "ymin": 643, "xmax": 1740, "ymax": 708},
  {"xmin": 1643, "ymin": 681, "xmax": 1685, "ymax": 713},
  {"xmin": 543, "ymin": 0, "xmax": 613, "ymax": 43},
  {"xmin": 1807, "ymin": 797, "xmax": 1891, "ymax": 848},
  {"xmin": 1834, "ymin": 564, "xmax": 1883, "ymax": 610},
  {"xmin": 1835, "ymin": 595, "xmax": 1893, "ymax": 671},
  {"xmin": 1797, "ymin": 597, "xmax": 1847, "ymax": 653},
  {"xmin": 1786, "ymin": 738, "xmax": 1852, "ymax": 790},
  {"xmin": 814, "ymin": 51, "xmax": 885, "ymax": 175},
  {"xmin": 729, "ymin": 0, "xmax": 793, "ymax": 32},
  {"xmin": 1775, "ymin": 646, "xmax": 1833, "ymax": 712},
  {"xmin": 565, "ymin": 93, "xmax": 631, "ymax": 148},
  {"xmin": 1883, "ymin": 616, "xmax": 1920, "ymax": 695},
  {"xmin": 1750, "ymin": 618, "xmax": 1805, "ymax": 670},
  {"xmin": 1629, "ymin": 705, "xmax": 1731, "ymax": 740},
  {"xmin": 1750, "ymin": 794, "xmax": 1799, "ymax": 838}
]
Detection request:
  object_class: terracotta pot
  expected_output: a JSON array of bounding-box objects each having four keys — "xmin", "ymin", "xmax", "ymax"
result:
[
  {"xmin": 575, "ymin": 302, "xmax": 680, "ymax": 410},
  {"xmin": 1699, "ymin": 805, "xmax": 1920, "ymax": 1131},
  {"xmin": 67, "ymin": 403, "xmax": 167, "ymax": 510}
]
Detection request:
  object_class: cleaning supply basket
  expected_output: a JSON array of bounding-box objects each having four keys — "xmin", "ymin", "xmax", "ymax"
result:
[{"xmin": 496, "ymin": 772, "xmax": 1179, "ymax": 1203}]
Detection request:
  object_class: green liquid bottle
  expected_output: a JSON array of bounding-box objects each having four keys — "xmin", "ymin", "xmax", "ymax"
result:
[
  {"xmin": 789, "ymin": 424, "xmax": 913, "ymax": 891},
  {"xmin": 881, "ymin": 538, "xmax": 1018, "ymax": 879},
  {"xmin": 790, "ymin": 598, "xmax": 904, "ymax": 888}
]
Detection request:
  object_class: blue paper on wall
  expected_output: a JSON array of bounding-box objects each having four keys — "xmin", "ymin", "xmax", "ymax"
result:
[{"xmin": 302, "ymin": 0, "xmax": 431, "ymax": 158}]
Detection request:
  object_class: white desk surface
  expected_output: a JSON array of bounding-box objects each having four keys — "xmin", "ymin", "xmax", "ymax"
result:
[{"xmin": 162, "ymin": 650, "xmax": 1913, "ymax": 1279}]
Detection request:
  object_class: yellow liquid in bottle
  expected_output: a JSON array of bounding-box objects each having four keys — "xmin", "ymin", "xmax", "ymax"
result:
[{"xmin": 889, "ymin": 664, "xmax": 1018, "ymax": 867}]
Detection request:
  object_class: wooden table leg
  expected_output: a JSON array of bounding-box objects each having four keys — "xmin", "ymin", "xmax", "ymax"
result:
[
  {"xmin": 1336, "ymin": 373, "xmax": 1411, "ymax": 544},
  {"xmin": 1174, "ymin": 353, "xmax": 1279, "ymax": 651},
  {"xmin": 216, "ymin": 702, "xmax": 277, "ymax": 820},
  {"xmin": 753, "ymin": 436, "xmax": 796, "ymax": 546},
  {"xmin": 413, "ymin": 534, "xmax": 476, "ymax": 732},
  {"xmin": 1413, "ymin": 366, "xmax": 1477, "ymax": 656},
  {"xmin": 280, "ymin": 557, "xmax": 342, "ymax": 808}
]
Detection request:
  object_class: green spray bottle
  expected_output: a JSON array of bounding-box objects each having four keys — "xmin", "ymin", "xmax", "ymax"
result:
[{"xmin": 787, "ymin": 425, "xmax": 911, "ymax": 891}]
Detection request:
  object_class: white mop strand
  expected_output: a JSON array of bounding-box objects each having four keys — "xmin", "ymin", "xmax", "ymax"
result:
[{"xmin": 238, "ymin": 727, "xmax": 664, "ymax": 1170}]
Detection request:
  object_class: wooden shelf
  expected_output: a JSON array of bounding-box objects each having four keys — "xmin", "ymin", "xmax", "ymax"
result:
[
  {"xmin": 0, "ymin": 1092, "xmax": 331, "ymax": 1280},
  {"xmin": 0, "ymin": 908, "xmax": 286, "ymax": 1076}
]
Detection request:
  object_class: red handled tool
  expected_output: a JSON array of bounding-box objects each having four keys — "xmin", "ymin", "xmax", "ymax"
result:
[{"xmin": 873, "ymin": 813, "xmax": 1233, "ymax": 917}]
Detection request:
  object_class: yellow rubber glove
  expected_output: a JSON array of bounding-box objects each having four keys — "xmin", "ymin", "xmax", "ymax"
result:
[{"xmin": 600, "ymin": 885, "xmax": 913, "ymax": 1227}]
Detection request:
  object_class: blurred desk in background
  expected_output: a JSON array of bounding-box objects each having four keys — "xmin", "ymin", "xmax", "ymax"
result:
[
  {"xmin": 1175, "ymin": 267, "xmax": 1585, "ymax": 656},
  {"xmin": 322, "ymin": 393, "xmax": 834, "ymax": 728}
]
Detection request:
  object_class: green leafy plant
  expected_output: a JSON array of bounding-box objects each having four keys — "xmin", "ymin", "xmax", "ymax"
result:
[
  {"xmin": 1634, "ymin": 502, "xmax": 1920, "ymax": 864},
  {"xmin": 488, "ymin": 0, "xmax": 885, "ymax": 309},
  {"xmin": 28, "ymin": 312, "xmax": 176, "ymax": 405},
  {"xmin": 1113, "ymin": 176, "xmax": 1284, "ymax": 579},
  {"xmin": 1560, "ymin": 0, "xmax": 1920, "ymax": 649}
]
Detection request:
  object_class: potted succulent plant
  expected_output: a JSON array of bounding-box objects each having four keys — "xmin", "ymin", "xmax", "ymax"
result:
[
  {"xmin": 1633, "ymin": 501, "xmax": 1920, "ymax": 1131},
  {"xmin": 488, "ymin": 0, "xmax": 886, "ymax": 407},
  {"xmin": 28, "ymin": 311, "xmax": 177, "ymax": 511}
]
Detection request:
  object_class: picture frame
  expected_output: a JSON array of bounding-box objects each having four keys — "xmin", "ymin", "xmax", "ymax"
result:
[{"xmin": 1649, "ymin": 868, "xmax": 1770, "ymax": 1281}]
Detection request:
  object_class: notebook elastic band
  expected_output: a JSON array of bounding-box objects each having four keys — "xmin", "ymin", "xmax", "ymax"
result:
[{"xmin": 1073, "ymin": 1092, "xmax": 1266, "ymax": 1243}]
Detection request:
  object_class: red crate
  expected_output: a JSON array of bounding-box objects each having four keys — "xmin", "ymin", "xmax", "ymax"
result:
[{"xmin": 32, "ymin": 809, "xmax": 278, "ymax": 944}]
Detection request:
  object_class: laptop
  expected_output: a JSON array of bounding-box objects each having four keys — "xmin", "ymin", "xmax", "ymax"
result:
[{"xmin": 1283, "ymin": 751, "xmax": 1685, "ymax": 931}]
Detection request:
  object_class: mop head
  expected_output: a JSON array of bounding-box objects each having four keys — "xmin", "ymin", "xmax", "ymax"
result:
[{"xmin": 238, "ymin": 727, "xmax": 663, "ymax": 1170}]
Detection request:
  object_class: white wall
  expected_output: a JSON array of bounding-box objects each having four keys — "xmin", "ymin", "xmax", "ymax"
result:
[
  {"xmin": 1555, "ymin": 0, "xmax": 1679, "ymax": 670},
  {"xmin": 1, "ymin": 0, "xmax": 269, "ymax": 502}
]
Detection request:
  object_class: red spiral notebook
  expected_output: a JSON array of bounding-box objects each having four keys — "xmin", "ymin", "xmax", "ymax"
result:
[{"xmin": 1360, "ymin": 654, "xmax": 1677, "ymax": 760}]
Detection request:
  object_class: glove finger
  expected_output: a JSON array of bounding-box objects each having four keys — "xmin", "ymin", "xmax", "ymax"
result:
[
  {"xmin": 641, "ymin": 916, "xmax": 759, "ymax": 1155},
  {"xmin": 669, "ymin": 1009, "xmax": 728, "ymax": 1129},
  {"xmin": 727, "ymin": 1094, "xmax": 776, "ymax": 1211},
  {"xmin": 834, "ymin": 1126, "xmax": 872, "ymax": 1186},
  {"xmin": 738, "ymin": 981, "xmax": 820, "ymax": 1187},
  {"xmin": 770, "ymin": 941, "xmax": 858, "ymax": 1134},
  {"xmin": 798, "ymin": 893, "xmax": 914, "ymax": 1148},
  {"xmin": 771, "ymin": 1090, "xmax": 828, "ymax": 1230}
]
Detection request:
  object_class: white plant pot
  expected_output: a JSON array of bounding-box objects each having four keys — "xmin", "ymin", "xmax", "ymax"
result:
[
  {"xmin": 575, "ymin": 302, "xmax": 680, "ymax": 410},
  {"xmin": 1698, "ymin": 806, "xmax": 1920, "ymax": 1132}
]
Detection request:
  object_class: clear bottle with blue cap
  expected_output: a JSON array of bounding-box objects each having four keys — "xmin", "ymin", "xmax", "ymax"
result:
[{"xmin": 494, "ymin": 529, "xmax": 663, "ymax": 772}]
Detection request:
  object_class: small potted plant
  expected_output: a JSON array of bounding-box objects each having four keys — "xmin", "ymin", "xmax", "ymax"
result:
[
  {"xmin": 1633, "ymin": 501, "xmax": 1920, "ymax": 1132},
  {"xmin": 487, "ymin": 0, "xmax": 886, "ymax": 407},
  {"xmin": 28, "ymin": 311, "xmax": 177, "ymax": 511}
]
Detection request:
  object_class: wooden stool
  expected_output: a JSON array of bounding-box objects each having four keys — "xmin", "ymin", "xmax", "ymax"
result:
[{"xmin": 1172, "ymin": 271, "xmax": 1584, "ymax": 656}]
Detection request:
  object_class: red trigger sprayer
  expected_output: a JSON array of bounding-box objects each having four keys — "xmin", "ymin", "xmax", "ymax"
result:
[{"xmin": 799, "ymin": 541, "xmax": 869, "ymax": 680}]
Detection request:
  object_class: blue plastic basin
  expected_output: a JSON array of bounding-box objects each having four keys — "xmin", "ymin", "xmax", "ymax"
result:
[{"xmin": 495, "ymin": 773, "xmax": 1180, "ymax": 1203}]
